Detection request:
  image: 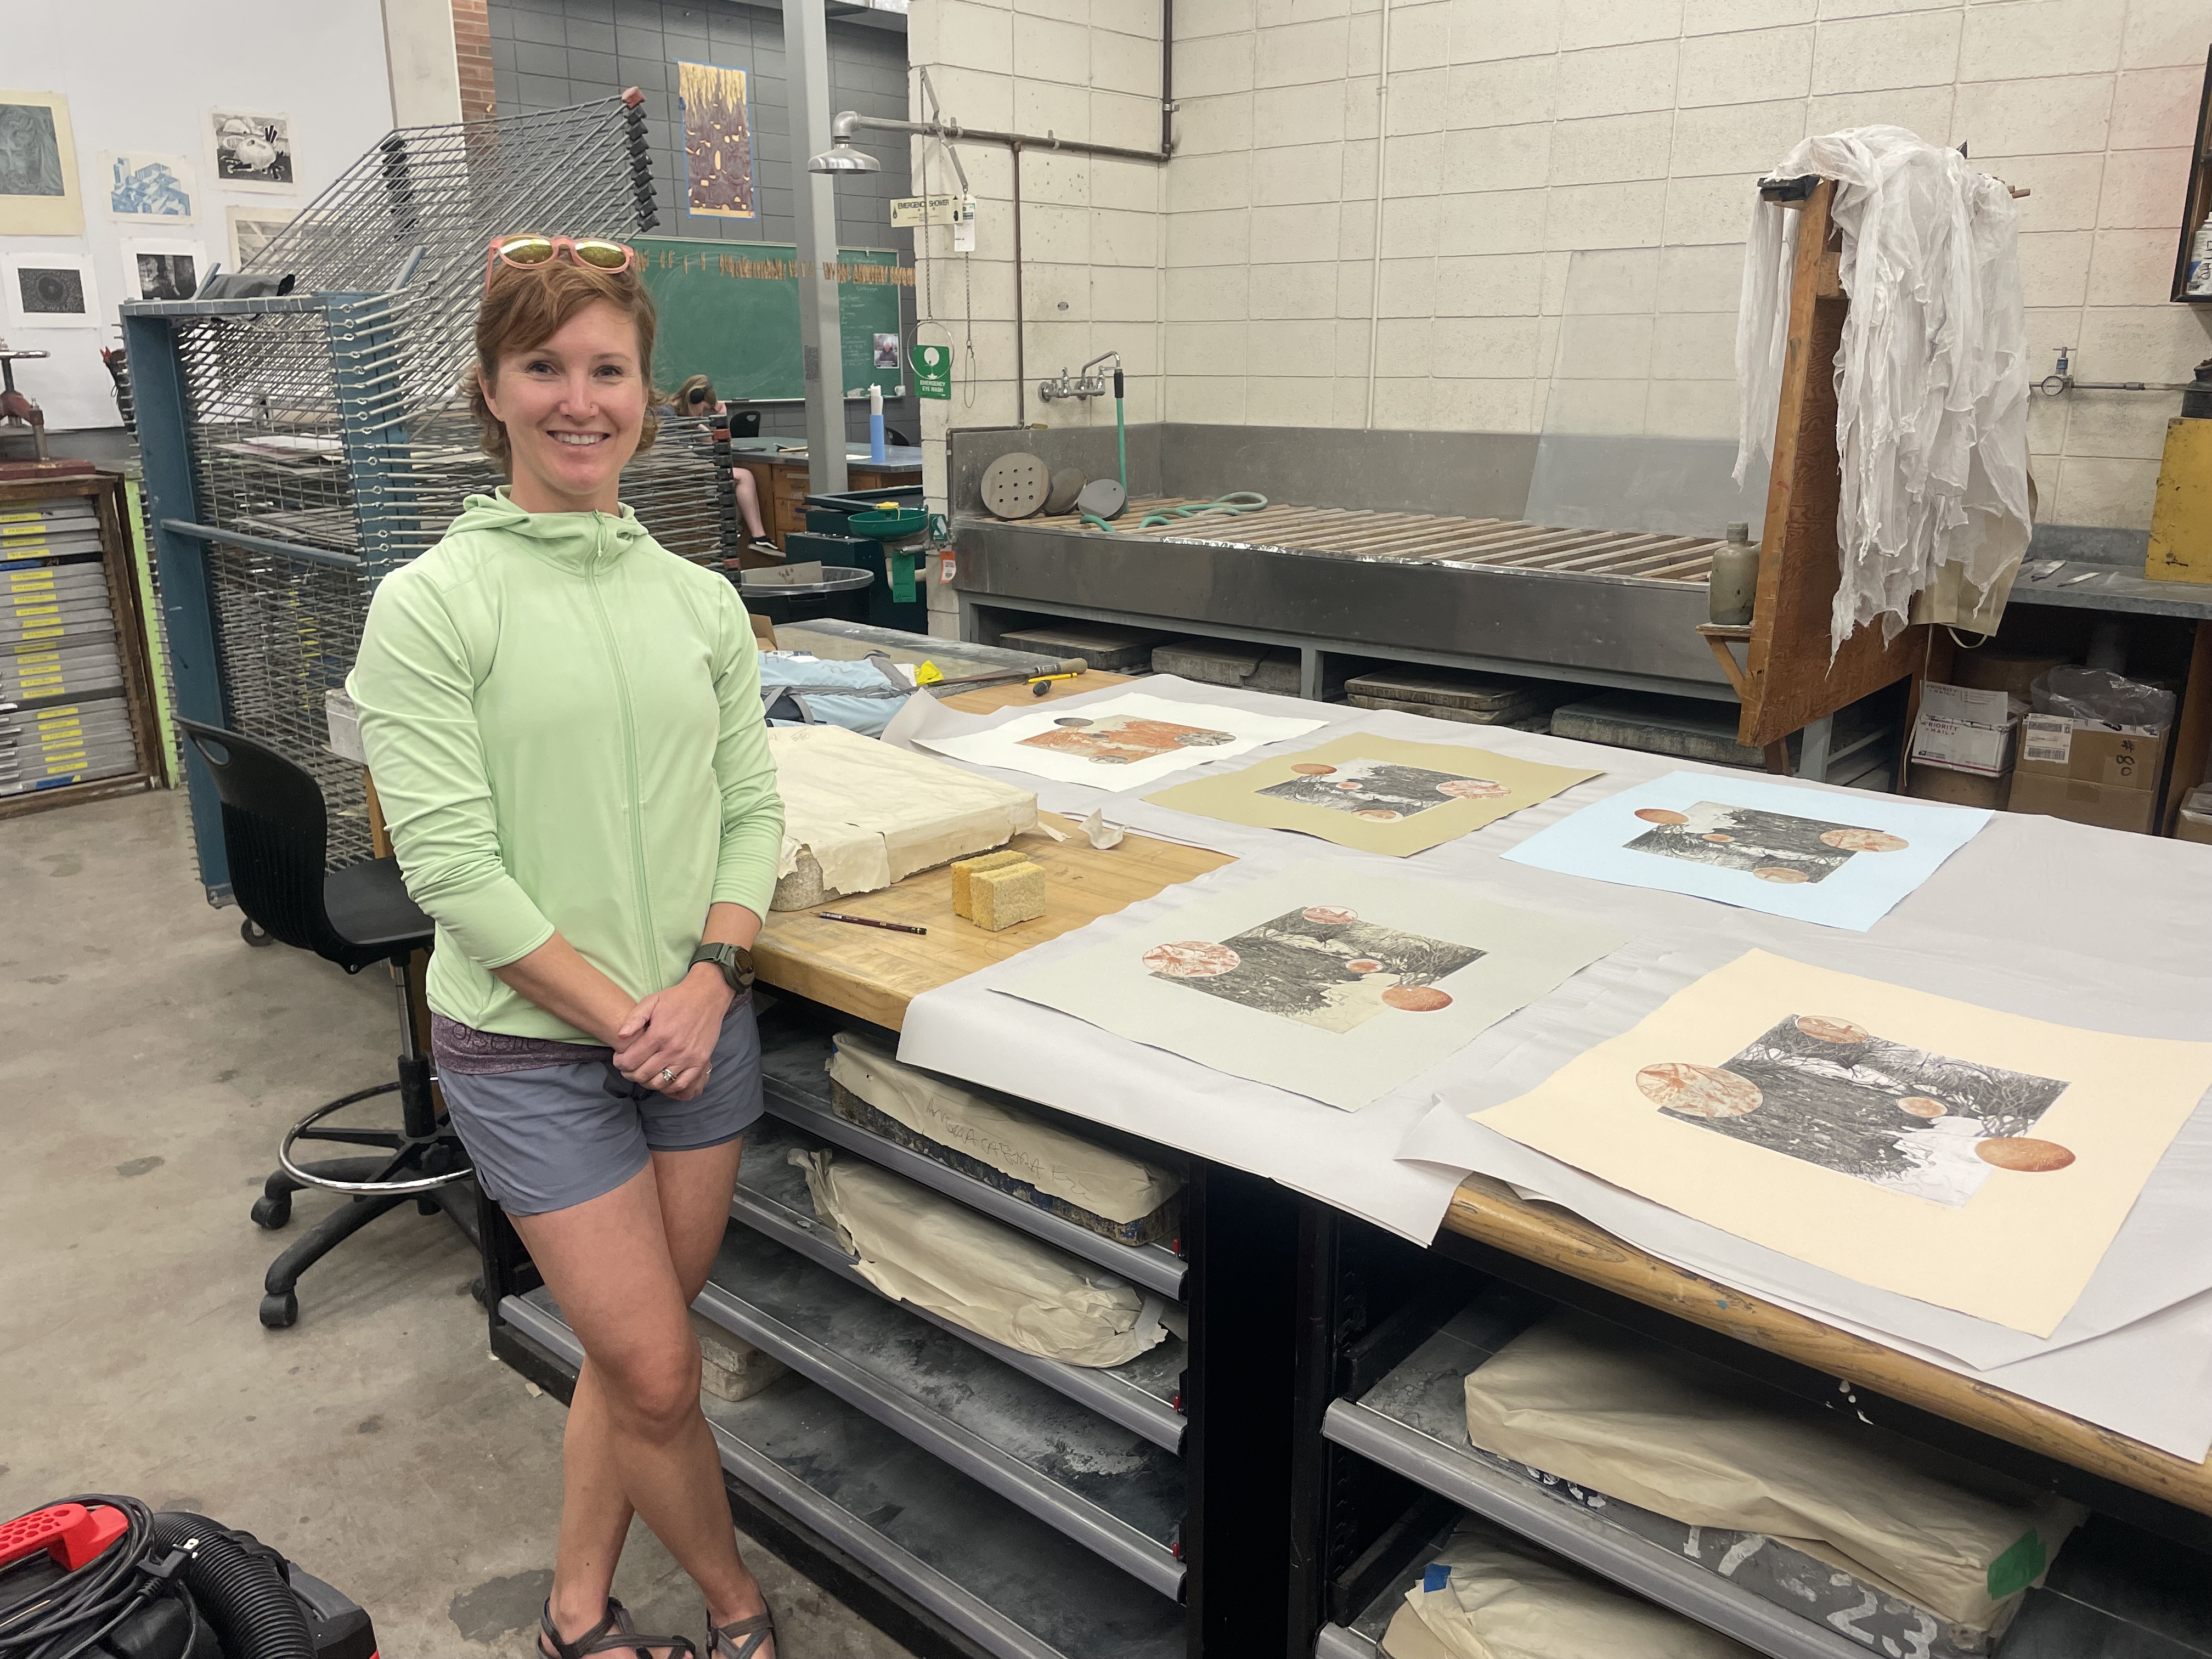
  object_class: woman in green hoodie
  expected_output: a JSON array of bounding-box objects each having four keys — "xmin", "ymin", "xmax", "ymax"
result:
[{"xmin": 349, "ymin": 237, "xmax": 783, "ymax": 1659}]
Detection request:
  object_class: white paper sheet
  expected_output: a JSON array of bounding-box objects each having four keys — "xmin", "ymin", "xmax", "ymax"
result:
[
  {"xmin": 1000, "ymin": 860, "xmax": 1628, "ymax": 1111},
  {"xmin": 1500, "ymin": 771, "xmax": 1992, "ymax": 931},
  {"xmin": 912, "ymin": 688, "xmax": 1326, "ymax": 789}
]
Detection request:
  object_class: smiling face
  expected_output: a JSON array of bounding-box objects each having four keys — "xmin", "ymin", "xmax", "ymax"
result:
[{"xmin": 478, "ymin": 298, "xmax": 649, "ymax": 515}]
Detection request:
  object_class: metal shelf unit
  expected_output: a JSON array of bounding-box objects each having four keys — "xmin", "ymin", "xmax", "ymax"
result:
[
  {"xmin": 731, "ymin": 1114, "xmax": 1186, "ymax": 1451},
  {"xmin": 697, "ymin": 1215, "xmax": 1186, "ymax": 1596},
  {"xmin": 759, "ymin": 1034, "xmax": 1187, "ymax": 1299},
  {"xmin": 500, "ymin": 1290, "xmax": 1185, "ymax": 1659}
]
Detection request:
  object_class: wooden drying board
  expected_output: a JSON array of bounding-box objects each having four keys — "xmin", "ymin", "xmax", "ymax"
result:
[
  {"xmin": 1442, "ymin": 1173, "xmax": 2212, "ymax": 1518},
  {"xmin": 1739, "ymin": 178, "xmax": 1929, "ymax": 749}
]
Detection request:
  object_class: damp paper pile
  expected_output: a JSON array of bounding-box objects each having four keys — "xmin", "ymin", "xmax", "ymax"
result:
[
  {"xmin": 1735, "ymin": 126, "xmax": 2032, "ymax": 647},
  {"xmin": 998, "ymin": 860, "xmax": 1628, "ymax": 1113},
  {"xmin": 911, "ymin": 689, "xmax": 1327, "ymax": 790},
  {"xmin": 1381, "ymin": 1518, "xmax": 1758, "ymax": 1659},
  {"xmin": 1501, "ymin": 770, "xmax": 1988, "ymax": 930},
  {"xmin": 1461, "ymin": 1311, "xmax": 2086, "ymax": 1637},
  {"xmin": 827, "ymin": 1030, "xmax": 1184, "ymax": 1235},
  {"xmin": 1142, "ymin": 733, "xmax": 1601, "ymax": 857},
  {"xmin": 766, "ymin": 723, "xmax": 1037, "ymax": 906},
  {"xmin": 1471, "ymin": 951, "xmax": 2212, "ymax": 1336},
  {"xmin": 792, "ymin": 1148, "xmax": 1170, "ymax": 1368}
]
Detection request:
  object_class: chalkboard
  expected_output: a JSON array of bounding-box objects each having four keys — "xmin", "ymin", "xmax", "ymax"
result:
[{"xmin": 635, "ymin": 236, "xmax": 908, "ymax": 404}]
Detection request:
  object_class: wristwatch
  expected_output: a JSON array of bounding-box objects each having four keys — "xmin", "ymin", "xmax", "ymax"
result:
[{"xmin": 689, "ymin": 941, "xmax": 757, "ymax": 994}]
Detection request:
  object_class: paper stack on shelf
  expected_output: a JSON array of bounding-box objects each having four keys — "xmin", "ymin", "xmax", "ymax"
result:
[{"xmin": 1, "ymin": 498, "xmax": 138, "ymax": 799}]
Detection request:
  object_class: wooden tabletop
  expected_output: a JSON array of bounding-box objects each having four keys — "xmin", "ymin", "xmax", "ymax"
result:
[{"xmin": 752, "ymin": 668, "xmax": 1220, "ymax": 1029}]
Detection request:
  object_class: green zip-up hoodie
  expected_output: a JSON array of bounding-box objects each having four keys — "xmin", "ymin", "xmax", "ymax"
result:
[{"xmin": 347, "ymin": 489, "xmax": 783, "ymax": 1042}]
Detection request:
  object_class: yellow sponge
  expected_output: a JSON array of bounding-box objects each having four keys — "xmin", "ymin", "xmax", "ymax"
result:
[
  {"xmin": 951, "ymin": 848, "xmax": 1031, "ymax": 918},
  {"xmin": 970, "ymin": 860, "xmax": 1045, "ymax": 931}
]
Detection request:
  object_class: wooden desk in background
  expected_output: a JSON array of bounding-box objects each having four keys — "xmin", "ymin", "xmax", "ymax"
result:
[{"xmin": 733, "ymin": 451, "xmax": 925, "ymax": 550}]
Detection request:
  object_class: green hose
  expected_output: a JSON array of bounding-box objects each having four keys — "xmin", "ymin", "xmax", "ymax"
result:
[
  {"xmin": 1115, "ymin": 391, "xmax": 1127, "ymax": 494},
  {"xmin": 1083, "ymin": 491, "xmax": 1268, "ymax": 534}
]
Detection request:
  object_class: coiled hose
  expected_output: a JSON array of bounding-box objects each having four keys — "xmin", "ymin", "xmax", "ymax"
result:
[
  {"xmin": 1082, "ymin": 491, "xmax": 1268, "ymax": 533},
  {"xmin": 149, "ymin": 1514, "xmax": 313, "ymax": 1659}
]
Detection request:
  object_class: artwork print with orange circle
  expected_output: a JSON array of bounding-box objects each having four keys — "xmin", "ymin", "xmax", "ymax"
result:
[
  {"xmin": 1625, "ymin": 802, "xmax": 1910, "ymax": 885},
  {"xmin": 1257, "ymin": 757, "xmax": 1511, "ymax": 822},
  {"xmin": 1635, "ymin": 1012, "xmax": 2073, "ymax": 1206},
  {"xmin": 1142, "ymin": 905, "xmax": 1482, "ymax": 1034}
]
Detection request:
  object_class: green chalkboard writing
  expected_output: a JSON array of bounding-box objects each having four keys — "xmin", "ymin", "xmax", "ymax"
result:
[{"xmin": 635, "ymin": 236, "xmax": 909, "ymax": 405}]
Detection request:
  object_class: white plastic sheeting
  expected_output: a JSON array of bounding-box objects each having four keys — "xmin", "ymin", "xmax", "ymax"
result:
[{"xmin": 1734, "ymin": 127, "xmax": 2033, "ymax": 653}]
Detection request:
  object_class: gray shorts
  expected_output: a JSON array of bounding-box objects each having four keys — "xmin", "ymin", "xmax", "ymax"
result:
[{"xmin": 439, "ymin": 1000, "xmax": 764, "ymax": 1217}]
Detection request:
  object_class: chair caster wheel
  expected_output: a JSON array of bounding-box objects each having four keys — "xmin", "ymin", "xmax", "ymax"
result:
[
  {"xmin": 470, "ymin": 1275, "xmax": 487, "ymax": 1307},
  {"xmin": 250, "ymin": 1194, "xmax": 291, "ymax": 1229},
  {"xmin": 259, "ymin": 1291, "xmax": 299, "ymax": 1329},
  {"xmin": 241, "ymin": 919, "xmax": 273, "ymax": 947}
]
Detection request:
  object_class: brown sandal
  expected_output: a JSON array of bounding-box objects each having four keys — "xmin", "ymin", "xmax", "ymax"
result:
[
  {"xmin": 540, "ymin": 1596, "xmax": 698, "ymax": 1659},
  {"xmin": 708, "ymin": 1607, "xmax": 776, "ymax": 1659}
]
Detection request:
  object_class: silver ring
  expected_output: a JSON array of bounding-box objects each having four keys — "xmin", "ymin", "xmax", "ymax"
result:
[{"xmin": 658, "ymin": 1066, "xmax": 678, "ymax": 1084}]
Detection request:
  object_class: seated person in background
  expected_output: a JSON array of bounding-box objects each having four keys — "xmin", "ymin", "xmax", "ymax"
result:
[{"xmin": 665, "ymin": 374, "xmax": 777, "ymax": 560}]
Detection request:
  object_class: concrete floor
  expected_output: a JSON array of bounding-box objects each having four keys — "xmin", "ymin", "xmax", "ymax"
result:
[{"xmin": 1, "ymin": 787, "xmax": 914, "ymax": 1659}]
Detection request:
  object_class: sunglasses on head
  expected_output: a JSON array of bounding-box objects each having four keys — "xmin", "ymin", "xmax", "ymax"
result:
[{"xmin": 483, "ymin": 234, "xmax": 637, "ymax": 292}]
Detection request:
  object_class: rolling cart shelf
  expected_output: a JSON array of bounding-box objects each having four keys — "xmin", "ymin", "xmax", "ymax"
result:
[
  {"xmin": 499, "ymin": 1291, "xmax": 1186, "ymax": 1659},
  {"xmin": 761, "ymin": 1035, "xmax": 1187, "ymax": 1300},
  {"xmin": 696, "ymin": 1220, "xmax": 1187, "ymax": 1599},
  {"xmin": 732, "ymin": 1116, "xmax": 1187, "ymax": 1452}
]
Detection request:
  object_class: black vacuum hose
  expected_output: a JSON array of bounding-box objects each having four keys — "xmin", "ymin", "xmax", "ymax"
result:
[{"xmin": 146, "ymin": 1515, "xmax": 312, "ymax": 1659}]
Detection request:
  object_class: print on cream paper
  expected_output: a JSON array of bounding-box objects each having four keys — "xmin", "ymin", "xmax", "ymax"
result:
[
  {"xmin": 1471, "ymin": 950, "xmax": 2212, "ymax": 1336},
  {"xmin": 1624, "ymin": 802, "xmax": 1909, "ymax": 887},
  {"xmin": 1023, "ymin": 713, "xmax": 1237, "ymax": 766},
  {"xmin": 1644, "ymin": 1014, "xmax": 2071, "ymax": 1207},
  {"xmin": 1144, "ymin": 905, "xmax": 1483, "ymax": 1034},
  {"xmin": 1143, "ymin": 733, "xmax": 1602, "ymax": 857}
]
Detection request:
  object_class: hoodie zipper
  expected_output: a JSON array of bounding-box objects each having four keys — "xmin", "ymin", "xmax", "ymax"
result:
[{"xmin": 583, "ymin": 513, "xmax": 659, "ymax": 984}]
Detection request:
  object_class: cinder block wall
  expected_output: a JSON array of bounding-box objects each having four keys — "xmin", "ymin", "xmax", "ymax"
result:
[
  {"xmin": 1159, "ymin": 0, "xmax": 2212, "ymax": 533},
  {"xmin": 905, "ymin": 0, "xmax": 1170, "ymax": 513}
]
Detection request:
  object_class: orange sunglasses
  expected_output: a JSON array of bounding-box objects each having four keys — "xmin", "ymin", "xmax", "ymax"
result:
[{"xmin": 482, "ymin": 234, "xmax": 637, "ymax": 292}]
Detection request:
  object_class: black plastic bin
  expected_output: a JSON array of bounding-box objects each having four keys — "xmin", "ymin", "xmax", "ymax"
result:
[{"xmin": 732, "ymin": 565, "xmax": 876, "ymax": 626}]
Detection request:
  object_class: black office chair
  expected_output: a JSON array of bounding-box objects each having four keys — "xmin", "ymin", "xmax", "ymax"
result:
[
  {"xmin": 727, "ymin": 409, "xmax": 761, "ymax": 438},
  {"xmin": 178, "ymin": 719, "xmax": 477, "ymax": 1329}
]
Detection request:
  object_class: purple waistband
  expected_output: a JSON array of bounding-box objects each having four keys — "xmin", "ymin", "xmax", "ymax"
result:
[{"xmin": 430, "ymin": 1014, "xmax": 610, "ymax": 1076}]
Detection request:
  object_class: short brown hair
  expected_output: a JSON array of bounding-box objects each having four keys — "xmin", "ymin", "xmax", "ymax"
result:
[{"xmin": 466, "ymin": 251, "xmax": 661, "ymax": 470}]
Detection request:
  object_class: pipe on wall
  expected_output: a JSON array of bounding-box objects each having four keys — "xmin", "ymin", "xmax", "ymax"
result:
[
  {"xmin": 1013, "ymin": 139, "xmax": 1026, "ymax": 426},
  {"xmin": 1364, "ymin": 0, "xmax": 1393, "ymax": 431}
]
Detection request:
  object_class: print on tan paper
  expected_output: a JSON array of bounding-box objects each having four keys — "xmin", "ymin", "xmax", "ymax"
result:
[
  {"xmin": 1144, "ymin": 905, "xmax": 1482, "ymax": 1034},
  {"xmin": 1023, "ymin": 714, "xmax": 1236, "ymax": 766},
  {"xmin": 1640, "ymin": 1014, "xmax": 2072, "ymax": 1207},
  {"xmin": 1625, "ymin": 803, "xmax": 1910, "ymax": 885},
  {"xmin": 1257, "ymin": 758, "xmax": 1510, "ymax": 822}
]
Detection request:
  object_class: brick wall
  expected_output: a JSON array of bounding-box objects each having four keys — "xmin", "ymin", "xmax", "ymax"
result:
[{"xmin": 454, "ymin": 0, "xmax": 498, "ymax": 119}]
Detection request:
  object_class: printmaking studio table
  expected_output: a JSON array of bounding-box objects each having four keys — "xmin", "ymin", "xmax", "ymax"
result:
[{"xmin": 475, "ymin": 665, "xmax": 2212, "ymax": 1659}]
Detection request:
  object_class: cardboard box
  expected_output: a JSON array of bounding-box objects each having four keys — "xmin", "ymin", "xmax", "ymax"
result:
[
  {"xmin": 1910, "ymin": 714, "xmax": 2016, "ymax": 776},
  {"xmin": 2016, "ymin": 716, "xmax": 2166, "ymax": 791},
  {"xmin": 2006, "ymin": 770, "xmax": 2159, "ymax": 834},
  {"xmin": 1907, "ymin": 762, "xmax": 2012, "ymax": 809},
  {"xmin": 2177, "ymin": 785, "xmax": 2212, "ymax": 845}
]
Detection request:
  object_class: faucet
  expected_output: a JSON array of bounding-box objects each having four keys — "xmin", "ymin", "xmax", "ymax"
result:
[{"xmin": 1039, "ymin": 349, "xmax": 1120, "ymax": 404}]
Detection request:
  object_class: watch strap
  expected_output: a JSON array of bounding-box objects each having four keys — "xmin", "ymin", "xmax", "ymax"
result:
[{"xmin": 690, "ymin": 941, "xmax": 756, "ymax": 992}]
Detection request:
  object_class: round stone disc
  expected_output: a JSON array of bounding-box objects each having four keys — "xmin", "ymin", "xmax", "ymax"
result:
[
  {"xmin": 1076, "ymin": 477, "xmax": 1127, "ymax": 520},
  {"xmin": 1043, "ymin": 467, "xmax": 1086, "ymax": 515},
  {"xmin": 980, "ymin": 452, "xmax": 1049, "ymax": 519}
]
